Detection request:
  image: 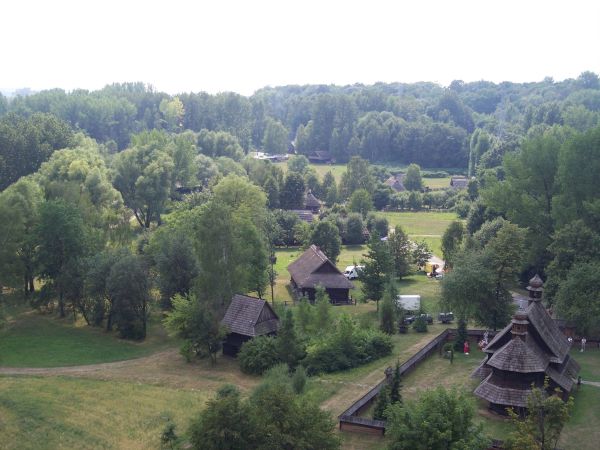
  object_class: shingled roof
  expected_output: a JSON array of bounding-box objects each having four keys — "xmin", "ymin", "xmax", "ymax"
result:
[
  {"xmin": 221, "ymin": 294, "xmax": 279, "ymax": 337},
  {"xmin": 287, "ymin": 245, "xmax": 354, "ymax": 290},
  {"xmin": 304, "ymin": 190, "xmax": 322, "ymax": 209},
  {"xmin": 384, "ymin": 174, "xmax": 405, "ymax": 192},
  {"xmin": 473, "ymin": 274, "xmax": 580, "ymax": 410}
]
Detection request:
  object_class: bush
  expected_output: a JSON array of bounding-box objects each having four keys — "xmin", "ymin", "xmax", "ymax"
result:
[
  {"xmin": 238, "ymin": 336, "xmax": 281, "ymax": 375},
  {"xmin": 292, "ymin": 366, "xmax": 307, "ymax": 394},
  {"xmin": 412, "ymin": 315, "xmax": 428, "ymax": 333},
  {"xmin": 303, "ymin": 328, "xmax": 393, "ymax": 375}
]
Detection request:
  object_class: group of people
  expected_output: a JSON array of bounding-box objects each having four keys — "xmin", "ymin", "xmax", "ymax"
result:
[{"xmin": 567, "ymin": 336, "xmax": 588, "ymax": 352}]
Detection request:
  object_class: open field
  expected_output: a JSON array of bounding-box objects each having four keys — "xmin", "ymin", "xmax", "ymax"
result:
[
  {"xmin": 0, "ymin": 375, "xmax": 210, "ymax": 450},
  {"xmin": 0, "ymin": 312, "xmax": 173, "ymax": 367}
]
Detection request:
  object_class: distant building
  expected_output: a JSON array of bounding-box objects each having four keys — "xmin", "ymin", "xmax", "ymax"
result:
[
  {"xmin": 384, "ymin": 174, "xmax": 406, "ymax": 192},
  {"xmin": 304, "ymin": 190, "xmax": 322, "ymax": 213},
  {"xmin": 289, "ymin": 209, "xmax": 315, "ymax": 223},
  {"xmin": 472, "ymin": 275, "xmax": 580, "ymax": 415},
  {"xmin": 450, "ymin": 176, "xmax": 469, "ymax": 189},
  {"xmin": 221, "ymin": 294, "xmax": 280, "ymax": 356},
  {"xmin": 308, "ymin": 150, "xmax": 333, "ymax": 164},
  {"xmin": 287, "ymin": 245, "xmax": 354, "ymax": 304}
]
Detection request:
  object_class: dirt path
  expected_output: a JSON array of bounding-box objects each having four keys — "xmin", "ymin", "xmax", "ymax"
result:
[
  {"xmin": 0, "ymin": 349, "xmax": 260, "ymax": 392},
  {"xmin": 319, "ymin": 334, "xmax": 438, "ymax": 416}
]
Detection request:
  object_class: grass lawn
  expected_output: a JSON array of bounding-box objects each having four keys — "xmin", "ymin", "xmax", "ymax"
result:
[
  {"xmin": 422, "ymin": 176, "xmax": 452, "ymax": 189},
  {"xmin": 571, "ymin": 347, "xmax": 600, "ymax": 381},
  {"xmin": 0, "ymin": 312, "xmax": 173, "ymax": 367},
  {"xmin": 0, "ymin": 375, "xmax": 210, "ymax": 450}
]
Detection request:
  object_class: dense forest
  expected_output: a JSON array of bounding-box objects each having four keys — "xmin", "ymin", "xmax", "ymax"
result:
[{"xmin": 2, "ymin": 71, "xmax": 600, "ymax": 190}]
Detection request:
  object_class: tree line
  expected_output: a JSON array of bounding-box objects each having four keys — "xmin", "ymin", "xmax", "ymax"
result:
[{"xmin": 2, "ymin": 72, "xmax": 599, "ymax": 177}]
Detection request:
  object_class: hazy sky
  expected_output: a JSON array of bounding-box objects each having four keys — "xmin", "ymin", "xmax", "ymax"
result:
[{"xmin": 2, "ymin": 0, "xmax": 599, "ymax": 95}]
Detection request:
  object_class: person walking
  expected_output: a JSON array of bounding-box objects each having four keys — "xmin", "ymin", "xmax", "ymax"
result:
[
  {"xmin": 463, "ymin": 340, "xmax": 470, "ymax": 355},
  {"xmin": 581, "ymin": 337, "xmax": 586, "ymax": 352}
]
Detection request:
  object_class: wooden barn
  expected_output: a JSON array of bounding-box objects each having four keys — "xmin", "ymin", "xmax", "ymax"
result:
[
  {"xmin": 287, "ymin": 245, "xmax": 354, "ymax": 304},
  {"xmin": 384, "ymin": 174, "xmax": 406, "ymax": 192},
  {"xmin": 221, "ymin": 294, "xmax": 280, "ymax": 356},
  {"xmin": 472, "ymin": 275, "xmax": 580, "ymax": 415},
  {"xmin": 304, "ymin": 190, "xmax": 322, "ymax": 213}
]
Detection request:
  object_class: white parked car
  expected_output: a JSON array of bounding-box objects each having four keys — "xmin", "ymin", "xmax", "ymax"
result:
[{"xmin": 343, "ymin": 265, "xmax": 364, "ymax": 280}]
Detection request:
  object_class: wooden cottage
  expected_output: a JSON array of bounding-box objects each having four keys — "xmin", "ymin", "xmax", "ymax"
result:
[
  {"xmin": 384, "ymin": 174, "xmax": 406, "ymax": 192},
  {"xmin": 221, "ymin": 294, "xmax": 279, "ymax": 356},
  {"xmin": 308, "ymin": 150, "xmax": 333, "ymax": 164},
  {"xmin": 287, "ymin": 245, "xmax": 354, "ymax": 304},
  {"xmin": 472, "ymin": 275, "xmax": 580, "ymax": 414},
  {"xmin": 304, "ymin": 190, "xmax": 322, "ymax": 213},
  {"xmin": 450, "ymin": 176, "xmax": 469, "ymax": 189}
]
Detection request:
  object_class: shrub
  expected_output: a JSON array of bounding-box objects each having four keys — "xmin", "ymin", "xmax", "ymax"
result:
[
  {"xmin": 292, "ymin": 366, "xmax": 307, "ymax": 394},
  {"xmin": 413, "ymin": 315, "xmax": 428, "ymax": 333},
  {"xmin": 238, "ymin": 335, "xmax": 280, "ymax": 375},
  {"xmin": 303, "ymin": 328, "xmax": 393, "ymax": 375}
]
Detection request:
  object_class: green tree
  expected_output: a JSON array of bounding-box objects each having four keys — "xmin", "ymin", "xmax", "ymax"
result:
[
  {"xmin": 554, "ymin": 261, "xmax": 600, "ymax": 336},
  {"xmin": 386, "ymin": 387, "xmax": 488, "ymax": 450},
  {"xmin": 250, "ymin": 374, "xmax": 340, "ymax": 450},
  {"xmin": 36, "ymin": 199, "xmax": 89, "ymax": 317},
  {"xmin": 164, "ymin": 294, "xmax": 227, "ymax": 364},
  {"xmin": 314, "ymin": 285, "xmax": 333, "ymax": 331},
  {"xmin": 340, "ymin": 156, "xmax": 375, "ymax": 198},
  {"xmin": 0, "ymin": 113, "xmax": 73, "ymax": 190},
  {"xmin": 107, "ymin": 252, "xmax": 149, "ymax": 339},
  {"xmin": 280, "ymin": 171, "xmax": 306, "ymax": 209},
  {"xmin": 189, "ymin": 385, "xmax": 258, "ymax": 450},
  {"xmin": 159, "ymin": 97, "xmax": 184, "ymax": 131},
  {"xmin": 345, "ymin": 213, "xmax": 365, "ymax": 244},
  {"xmin": 276, "ymin": 309, "xmax": 306, "ymax": 370},
  {"xmin": 287, "ymin": 154, "xmax": 309, "ymax": 174},
  {"xmin": 373, "ymin": 385, "xmax": 391, "ymax": 420},
  {"xmin": 263, "ymin": 118, "xmax": 288, "ymax": 154},
  {"xmin": 441, "ymin": 221, "xmax": 465, "ymax": 270},
  {"xmin": 505, "ymin": 379, "xmax": 573, "ymax": 450},
  {"xmin": 310, "ymin": 220, "xmax": 342, "ymax": 263},
  {"xmin": 348, "ymin": 188, "xmax": 373, "ymax": 217},
  {"xmin": 404, "ymin": 164, "xmax": 423, "ymax": 191},
  {"xmin": 379, "ymin": 282, "xmax": 397, "ymax": 334},
  {"xmin": 361, "ymin": 231, "xmax": 393, "ymax": 308},
  {"xmin": 149, "ymin": 229, "xmax": 199, "ymax": 309},
  {"xmin": 412, "ymin": 240, "xmax": 432, "ymax": 269},
  {"xmin": 111, "ymin": 131, "xmax": 174, "ymax": 228},
  {"xmin": 296, "ymin": 296, "xmax": 314, "ymax": 334},
  {"xmin": 388, "ymin": 225, "xmax": 412, "ymax": 279},
  {"xmin": 263, "ymin": 175, "xmax": 280, "ymax": 208},
  {"xmin": 0, "ymin": 178, "xmax": 43, "ymax": 294}
]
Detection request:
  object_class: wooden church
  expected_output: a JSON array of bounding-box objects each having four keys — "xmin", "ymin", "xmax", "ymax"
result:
[{"xmin": 472, "ymin": 275, "xmax": 580, "ymax": 414}]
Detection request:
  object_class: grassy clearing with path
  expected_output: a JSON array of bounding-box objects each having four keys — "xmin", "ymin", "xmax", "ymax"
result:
[{"xmin": 0, "ymin": 311, "xmax": 173, "ymax": 367}]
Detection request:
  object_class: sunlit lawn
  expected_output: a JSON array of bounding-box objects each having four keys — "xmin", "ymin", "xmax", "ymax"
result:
[
  {"xmin": 0, "ymin": 311, "xmax": 173, "ymax": 367},
  {"xmin": 0, "ymin": 376, "xmax": 209, "ymax": 450}
]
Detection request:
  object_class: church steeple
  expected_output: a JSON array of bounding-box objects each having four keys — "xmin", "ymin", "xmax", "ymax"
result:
[{"xmin": 526, "ymin": 274, "xmax": 544, "ymax": 306}]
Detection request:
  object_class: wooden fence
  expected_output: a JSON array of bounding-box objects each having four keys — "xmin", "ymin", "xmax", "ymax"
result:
[{"xmin": 338, "ymin": 328, "xmax": 497, "ymax": 436}]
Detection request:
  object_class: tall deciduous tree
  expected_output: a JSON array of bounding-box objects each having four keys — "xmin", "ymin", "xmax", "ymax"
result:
[
  {"xmin": 348, "ymin": 188, "xmax": 373, "ymax": 217},
  {"xmin": 36, "ymin": 199, "xmax": 88, "ymax": 317},
  {"xmin": 388, "ymin": 225, "xmax": 412, "ymax": 279},
  {"xmin": 404, "ymin": 164, "xmax": 423, "ymax": 191},
  {"xmin": 442, "ymin": 221, "xmax": 465, "ymax": 270},
  {"xmin": 107, "ymin": 252, "xmax": 149, "ymax": 339},
  {"xmin": 361, "ymin": 231, "xmax": 393, "ymax": 308},
  {"xmin": 280, "ymin": 172, "xmax": 305, "ymax": 209},
  {"xmin": 309, "ymin": 220, "xmax": 342, "ymax": 263},
  {"xmin": 263, "ymin": 118, "xmax": 288, "ymax": 154}
]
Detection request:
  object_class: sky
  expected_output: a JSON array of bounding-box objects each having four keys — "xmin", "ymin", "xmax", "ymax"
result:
[{"xmin": 2, "ymin": 0, "xmax": 599, "ymax": 96}]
